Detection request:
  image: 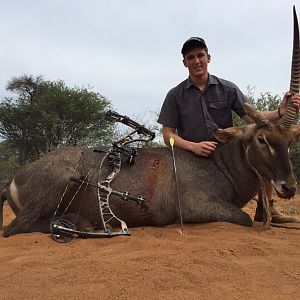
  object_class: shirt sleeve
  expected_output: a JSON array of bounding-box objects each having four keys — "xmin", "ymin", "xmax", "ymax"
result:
[
  {"xmin": 231, "ymin": 84, "xmax": 247, "ymax": 117},
  {"xmin": 157, "ymin": 90, "xmax": 179, "ymax": 128}
]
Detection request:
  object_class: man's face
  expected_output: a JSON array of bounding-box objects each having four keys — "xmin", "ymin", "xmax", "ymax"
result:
[{"xmin": 183, "ymin": 47, "xmax": 211, "ymax": 78}]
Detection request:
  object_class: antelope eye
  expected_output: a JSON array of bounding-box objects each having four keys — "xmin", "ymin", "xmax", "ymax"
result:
[{"xmin": 257, "ymin": 137, "xmax": 266, "ymax": 144}]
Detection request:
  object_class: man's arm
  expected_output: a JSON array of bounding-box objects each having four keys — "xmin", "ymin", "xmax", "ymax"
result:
[
  {"xmin": 162, "ymin": 127, "xmax": 217, "ymax": 157},
  {"xmin": 241, "ymin": 93, "xmax": 300, "ymax": 123}
]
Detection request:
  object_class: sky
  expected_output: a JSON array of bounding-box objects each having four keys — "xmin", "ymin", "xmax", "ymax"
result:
[{"xmin": 0, "ymin": 0, "xmax": 299, "ymax": 123}]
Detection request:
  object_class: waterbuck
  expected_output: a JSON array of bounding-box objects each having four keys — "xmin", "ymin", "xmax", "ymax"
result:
[
  {"xmin": 1, "ymin": 101, "xmax": 300, "ymax": 237},
  {"xmin": 1, "ymin": 7, "xmax": 300, "ymax": 237}
]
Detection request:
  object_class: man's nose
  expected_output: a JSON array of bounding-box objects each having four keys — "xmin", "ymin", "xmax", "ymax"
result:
[{"xmin": 194, "ymin": 57, "xmax": 200, "ymax": 64}]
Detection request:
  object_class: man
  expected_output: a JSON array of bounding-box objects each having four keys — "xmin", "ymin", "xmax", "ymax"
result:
[
  {"xmin": 158, "ymin": 37, "xmax": 300, "ymax": 156},
  {"xmin": 158, "ymin": 37, "xmax": 300, "ymax": 223}
]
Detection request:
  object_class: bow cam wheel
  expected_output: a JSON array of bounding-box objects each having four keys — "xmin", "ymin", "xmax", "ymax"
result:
[{"xmin": 50, "ymin": 219, "xmax": 77, "ymax": 243}]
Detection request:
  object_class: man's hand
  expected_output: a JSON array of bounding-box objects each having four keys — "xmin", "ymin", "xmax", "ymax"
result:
[
  {"xmin": 190, "ymin": 141, "xmax": 218, "ymax": 157},
  {"xmin": 280, "ymin": 92, "xmax": 300, "ymax": 113},
  {"xmin": 162, "ymin": 127, "xmax": 218, "ymax": 157}
]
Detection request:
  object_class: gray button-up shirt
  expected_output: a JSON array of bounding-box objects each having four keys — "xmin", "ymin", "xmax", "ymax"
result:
[{"xmin": 157, "ymin": 74, "xmax": 246, "ymax": 142}]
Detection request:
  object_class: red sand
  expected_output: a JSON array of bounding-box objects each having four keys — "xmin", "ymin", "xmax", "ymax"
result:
[{"xmin": 1, "ymin": 196, "xmax": 300, "ymax": 300}]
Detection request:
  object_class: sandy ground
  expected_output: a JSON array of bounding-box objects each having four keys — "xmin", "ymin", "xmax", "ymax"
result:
[{"xmin": 0, "ymin": 196, "xmax": 300, "ymax": 300}]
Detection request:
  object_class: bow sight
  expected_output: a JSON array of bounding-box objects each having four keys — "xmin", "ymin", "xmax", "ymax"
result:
[{"xmin": 50, "ymin": 110, "xmax": 155, "ymax": 242}]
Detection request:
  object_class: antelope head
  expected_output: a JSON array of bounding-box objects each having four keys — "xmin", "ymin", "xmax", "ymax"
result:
[
  {"xmin": 214, "ymin": 105, "xmax": 299, "ymax": 199},
  {"xmin": 214, "ymin": 6, "xmax": 300, "ymax": 199}
]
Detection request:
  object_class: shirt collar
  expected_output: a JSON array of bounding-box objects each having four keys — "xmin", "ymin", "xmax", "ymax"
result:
[{"xmin": 184, "ymin": 73, "xmax": 218, "ymax": 90}]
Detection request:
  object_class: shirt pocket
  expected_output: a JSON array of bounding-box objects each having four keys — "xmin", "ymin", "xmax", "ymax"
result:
[{"xmin": 207, "ymin": 100, "xmax": 231, "ymax": 128}]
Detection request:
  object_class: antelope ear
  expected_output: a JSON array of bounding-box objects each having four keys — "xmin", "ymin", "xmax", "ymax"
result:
[
  {"xmin": 290, "ymin": 125, "xmax": 300, "ymax": 142},
  {"xmin": 243, "ymin": 102, "xmax": 272, "ymax": 128},
  {"xmin": 213, "ymin": 126, "xmax": 246, "ymax": 143},
  {"xmin": 243, "ymin": 102, "xmax": 262, "ymax": 119}
]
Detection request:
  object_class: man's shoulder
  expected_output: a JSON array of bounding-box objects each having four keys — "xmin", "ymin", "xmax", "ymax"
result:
[
  {"xmin": 210, "ymin": 74, "xmax": 239, "ymax": 89},
  {"xmin": 210, "ymin": 74, "xmax": 246, "ymax": 104},
  {"xmin": 167, "ymin": 78, "xmax": 189, "ymax": 95}
]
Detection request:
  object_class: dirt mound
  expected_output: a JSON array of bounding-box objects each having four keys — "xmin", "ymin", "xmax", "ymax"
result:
[{"xmin": 1, "ymin": 196, "xmax": 300, "ymax": 299}]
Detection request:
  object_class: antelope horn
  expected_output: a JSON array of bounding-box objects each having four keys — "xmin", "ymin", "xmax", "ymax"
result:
[{"xmin": 280, "ymin": 5, "xmax": 300, "ymax": 128}]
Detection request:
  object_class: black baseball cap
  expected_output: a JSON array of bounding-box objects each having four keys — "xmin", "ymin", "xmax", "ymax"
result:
[{"xmin": 181, "ymin": 37, "xmax": 207, "ymax": 56}]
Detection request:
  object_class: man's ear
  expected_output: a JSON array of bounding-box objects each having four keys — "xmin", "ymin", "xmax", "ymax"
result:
[
  {"xmin": 183, "ymin": 59, "xmax": 187, "ymax": 68},
  {"xmin": 290, "ymin": 125, "xmax": 300, "ymax": 142},
  {"xmin": 213, "ymin": 126, "xmax": 246, "ymax": 143},
  {"xmin": 207, "ymin": 54, "xmax": 211, "ymax": 63}
]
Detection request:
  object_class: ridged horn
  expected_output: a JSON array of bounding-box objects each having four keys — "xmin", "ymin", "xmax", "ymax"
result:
[{"xmin": 280, "ymin": 6, "xmax": 300, "ymax": 128}]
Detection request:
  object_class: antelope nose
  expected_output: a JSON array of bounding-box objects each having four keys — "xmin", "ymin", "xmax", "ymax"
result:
[{"xmin": 282, "ymin": 183, "xmax": 296, "ymax": 198}]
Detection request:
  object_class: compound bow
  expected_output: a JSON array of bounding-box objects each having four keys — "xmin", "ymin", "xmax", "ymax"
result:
[{"xmin": 50, "ymin": 110, "xmax": 155, "ymax": 242}]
